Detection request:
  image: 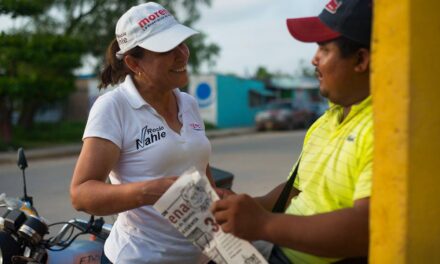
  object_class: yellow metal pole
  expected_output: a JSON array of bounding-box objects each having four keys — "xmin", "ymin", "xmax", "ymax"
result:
[{"xmin": 371, "ymin": 0, "xmax": 440, "ymax": 262}]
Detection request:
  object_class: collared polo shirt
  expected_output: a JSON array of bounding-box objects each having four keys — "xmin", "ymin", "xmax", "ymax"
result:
[
  {"xmin": 282, "ymin": 96, "xmax": 373, "ymax": 264},
  {"xmin": 83, "ymin": 75, "xmax": 210, "ymax": 263}
]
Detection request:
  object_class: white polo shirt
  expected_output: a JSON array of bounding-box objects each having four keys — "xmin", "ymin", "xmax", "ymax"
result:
[{"xmin": 83, "ymin": 75, "xmax": 211, "ymax": 263}]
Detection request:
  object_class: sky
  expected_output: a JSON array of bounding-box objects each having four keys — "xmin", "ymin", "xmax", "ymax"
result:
[
  {"xmin": 194, "ymin": 0, "xmax": 329, "ymax": 77},
  {"xmin": 0, "ymin": 0, "xmax": 329, "ymax": 77}
]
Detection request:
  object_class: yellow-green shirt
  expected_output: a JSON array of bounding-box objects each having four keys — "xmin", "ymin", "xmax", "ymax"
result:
[{"xmin": 282, "ymin": 96, "xmax": 373, "ymax": 264}]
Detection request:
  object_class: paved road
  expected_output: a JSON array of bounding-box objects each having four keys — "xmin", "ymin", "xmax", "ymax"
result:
[
  {"xmin": 210, "ymin": 130, "xmax": 305, "ymax": 196},
  {"xmin": 0, "ymin": 130, "xmax": 306, "ymax": 230}
]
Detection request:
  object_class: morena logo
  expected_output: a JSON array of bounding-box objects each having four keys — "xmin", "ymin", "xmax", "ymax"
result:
[
  {"xmin": 325, "ymin": 0, "xmax": 342, "ymax": 14},
  {"xmin": 138, "ymin": 9, "xmax": 171, "ymax": 29},
  {"xmin": 189, "ymin": 123, "xmax": 203, "ymax": 131}
]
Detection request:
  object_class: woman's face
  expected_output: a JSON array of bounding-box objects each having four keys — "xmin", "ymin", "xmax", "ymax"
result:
[{"xmin": 135, "ymin": 43, "xmax": 190, "ymax": 91}]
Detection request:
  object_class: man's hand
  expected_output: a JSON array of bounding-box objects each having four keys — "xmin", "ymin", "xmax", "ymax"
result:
[
  {"xmin": 211, "ymin": 194, "xmax": 271, "ymax": 241},
  {"xmin": 214, "ymin": 187, "xmax": 235, "ymax": 199}
]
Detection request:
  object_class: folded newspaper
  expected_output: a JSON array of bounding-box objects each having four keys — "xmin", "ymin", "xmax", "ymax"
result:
[{"xmin": 153, "ymin": 168, "xmax": 268, "ymax": 264}]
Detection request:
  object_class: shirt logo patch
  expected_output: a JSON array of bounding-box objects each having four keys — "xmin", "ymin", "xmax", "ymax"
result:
[
  {"xmin": 325, "ymin": 0, "xmax": 342, "ymax": 14},
  {"xmin": 347, "ymin": 135, "xmax": 356, "ymax": 142},
  {"xmin": 136, "ymin": 125, "xmax": 166, "ymax": 150},
  {"xmin": 189, "ymin": 123, "xmax": 203, "ymax": 131}
]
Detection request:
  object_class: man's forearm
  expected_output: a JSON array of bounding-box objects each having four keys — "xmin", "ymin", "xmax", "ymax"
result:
[
  {"xmin": 261, "ymin": 198, "xmax": 369, "ymax": 258},
  {"xmin": 255, "ymin": 182, "xmax": 300, "ymax": 211}
]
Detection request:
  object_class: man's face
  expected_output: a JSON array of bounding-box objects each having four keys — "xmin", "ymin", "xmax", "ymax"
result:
[{"xmin": 311, "ymin": 40, "xmax": 361, "ymax": 106}]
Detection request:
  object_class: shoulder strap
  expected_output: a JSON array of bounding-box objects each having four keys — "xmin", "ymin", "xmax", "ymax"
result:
[{"xmin": 272, "ymin": 160, "xmax": 300, "ymax": 213}]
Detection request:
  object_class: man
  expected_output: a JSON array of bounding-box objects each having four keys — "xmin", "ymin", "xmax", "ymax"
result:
[{"xmin": 212, "ymin": 0, "xmax": 373, "ymax": 263}]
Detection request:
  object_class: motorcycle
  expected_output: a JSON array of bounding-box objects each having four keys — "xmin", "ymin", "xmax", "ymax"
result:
[
  {"xmin": 0, "ymin": 148, "xmax": 234, "ymax": 264},
  {"xmin": 0, "ymin": 148, "xmax": 112, "ymax": 264}
]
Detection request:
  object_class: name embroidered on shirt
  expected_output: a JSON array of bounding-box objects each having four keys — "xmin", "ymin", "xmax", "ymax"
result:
[{"xmin": 136, "ymin": 125, "xmax": 166, "ymax": 149}]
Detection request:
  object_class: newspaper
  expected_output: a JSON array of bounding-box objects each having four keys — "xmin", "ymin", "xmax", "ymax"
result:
[{"xmin": 153, "ymin": 168, "xmax": 268, "ymax": 264}]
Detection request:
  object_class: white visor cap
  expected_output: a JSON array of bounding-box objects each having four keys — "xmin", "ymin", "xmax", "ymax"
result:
[{"xmin": 115, "ymin": 2, "xmax": 198, "ymax": 59}]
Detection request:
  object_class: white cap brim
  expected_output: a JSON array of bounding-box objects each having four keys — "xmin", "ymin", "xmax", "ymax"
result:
[{"xmin": 137, "ymin": 24, "xmax": 198, "ymax": 53}]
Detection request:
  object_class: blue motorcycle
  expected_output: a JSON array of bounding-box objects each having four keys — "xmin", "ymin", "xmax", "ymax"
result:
[{"xmin": 0, "ymin": 148, "xmax": 233, "ymax": 264}]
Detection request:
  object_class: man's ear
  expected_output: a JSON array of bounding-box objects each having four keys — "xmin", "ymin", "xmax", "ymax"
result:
[
  {"xmin": 124, "ymin": 55, "xmax": 139, "ymax": 74},
  {"xmin": 354, "ymin": 48, "xmax": 370, "ymax": 73}
]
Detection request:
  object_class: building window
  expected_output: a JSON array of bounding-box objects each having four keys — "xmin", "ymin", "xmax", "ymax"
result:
[{"xmin": 248, "ymin": 90, "xmax": 274, "ymax": 108}]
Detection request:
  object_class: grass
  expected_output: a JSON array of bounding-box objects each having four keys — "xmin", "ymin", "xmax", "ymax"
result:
[
  {"xmin": 1, "ymin": 121, "xmax": 217, "ymax": 151},
  {"xmin": 204, "ymin": 122, "xmax": 216, "ymax": 130},
  {"xmin": 0, "ymin": 121, "xmax": 86, "ymax": 151}
]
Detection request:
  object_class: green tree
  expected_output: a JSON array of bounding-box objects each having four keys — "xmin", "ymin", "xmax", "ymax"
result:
[
  {"xmin": 254, "ymin": 66, "xmax": 300, "ymax": 85},
  {"xmin": 0, "ymin": 0, "xmax": 54, "ymax": 16},
  {"xmin": 295, "ymin": 59, "xmax": 315, "ymax": 78},
  {"xmin": 35, "ymin": 0, "xmax": 219, "ymax": 71},
  {"xmin": 254, "ymin": 66, "xmax": 274, "ymax": 82},
  {"xmin": 0, "ymin": 0, "xmax": 219, "ymax": 145},
  {"xmin": 0, "ymin": 33, "xmax": 85, "ymax": 141}
]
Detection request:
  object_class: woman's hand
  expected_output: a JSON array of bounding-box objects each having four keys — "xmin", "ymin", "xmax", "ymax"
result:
[
  {"xmin": 139, "ymin": 176, "xmax": 178, "ymax": 205},
  {"xmin": 72, "ymin": 137, "xmax": 179, "ymax": 215}
]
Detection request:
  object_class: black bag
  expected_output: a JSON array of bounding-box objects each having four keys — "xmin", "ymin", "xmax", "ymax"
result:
[{"xmin": 272, "ymin": 160, "xmax": 299, "ymax": 213}]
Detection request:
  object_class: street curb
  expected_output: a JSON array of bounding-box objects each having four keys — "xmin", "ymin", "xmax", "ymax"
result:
[
  {"xmin": 0, "ymin": 127, "xmax": 256, "ymax": 165},
  {"xmin": 206, "ymin": 127, "xmax": 256, "ymax": 139},
  {"xmin": 0, "ymin": 144, "xmax": 83, "ymax": 165}
]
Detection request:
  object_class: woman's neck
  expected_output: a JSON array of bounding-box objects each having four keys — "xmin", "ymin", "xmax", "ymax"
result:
[{"xmin": 140, "ymin": 87, "xmax": 178, "ymax": 119}]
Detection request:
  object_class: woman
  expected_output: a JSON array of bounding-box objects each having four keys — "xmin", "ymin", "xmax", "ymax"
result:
[{"xmin": 70, "ymin": 2, "xmax": 214, "ymax": 263}]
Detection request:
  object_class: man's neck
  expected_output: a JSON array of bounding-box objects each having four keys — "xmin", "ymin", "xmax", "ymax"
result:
[{"xmin": 342, "ymin": 106, "xmax": 351, "ymax": 122}]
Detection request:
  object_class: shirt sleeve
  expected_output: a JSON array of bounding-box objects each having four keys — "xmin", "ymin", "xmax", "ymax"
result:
[{"xmin": 83, "ymin": 94, "xmax": 123, "ymax": 149}]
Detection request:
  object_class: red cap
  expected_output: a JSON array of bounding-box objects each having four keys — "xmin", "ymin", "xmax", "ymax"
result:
[{"xmin": 286, "ymin": 17, "xmax": 340, "ymax": 43}]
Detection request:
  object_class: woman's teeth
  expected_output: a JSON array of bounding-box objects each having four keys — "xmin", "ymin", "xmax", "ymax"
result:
[{"xmin": 171, "ymin": 66, "xmax": 186, "ymax": 73}]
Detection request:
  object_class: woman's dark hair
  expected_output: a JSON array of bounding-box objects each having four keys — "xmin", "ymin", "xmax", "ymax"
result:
[
  {"xmin": 99, "ymin": 39, "xmax": 145, "ymax": 89},
  {"xmin": 333, "ymin": 36, "xmax": 370, "ymax": 58}
]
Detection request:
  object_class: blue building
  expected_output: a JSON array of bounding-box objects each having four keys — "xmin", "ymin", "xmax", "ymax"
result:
[{"xmin": 189, "ymin": 74, "xmax": 272, "ymax": 128}]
